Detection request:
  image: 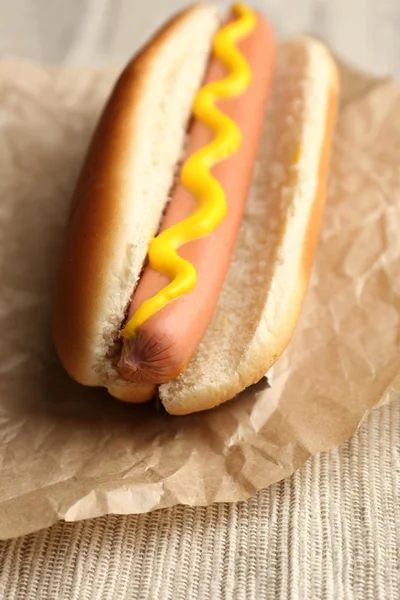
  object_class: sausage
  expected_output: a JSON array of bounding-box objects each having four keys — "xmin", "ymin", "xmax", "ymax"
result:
[{"xmin": 118, "ymin": 12, "xmax": 275, "ymax": 385}]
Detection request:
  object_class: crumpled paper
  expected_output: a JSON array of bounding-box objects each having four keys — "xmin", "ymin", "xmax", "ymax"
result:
[{"xmin": 0, "ymin": 58, "xmax": 399, "ymax": 540}]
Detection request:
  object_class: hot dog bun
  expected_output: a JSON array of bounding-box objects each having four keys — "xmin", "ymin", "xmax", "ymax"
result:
[
  {"xmin": 52, "ymin": 4, "xmax": 220, "ymax": 401},
  {"xmin": 53, "ymin": 5, "xmax": 339, "ymax": 414},
  {"xmin": 160, "ymin": 37, "xmax": 339, "ymax": 414}
]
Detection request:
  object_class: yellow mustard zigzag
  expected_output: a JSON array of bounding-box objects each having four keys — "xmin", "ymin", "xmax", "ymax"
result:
[{"xmin": 122, "ymin": 3, "xmax": 256, "ymax": 339}]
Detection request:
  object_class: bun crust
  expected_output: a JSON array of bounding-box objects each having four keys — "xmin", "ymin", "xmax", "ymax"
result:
[{"xmin": 52, "ymin": 4, "xmax": 219, "ymax": 398}]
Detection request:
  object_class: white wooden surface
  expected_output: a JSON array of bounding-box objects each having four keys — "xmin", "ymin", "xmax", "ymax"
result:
[{"xmin": 0, "ymin": 0, "xmax": 399, "ymax": 78}]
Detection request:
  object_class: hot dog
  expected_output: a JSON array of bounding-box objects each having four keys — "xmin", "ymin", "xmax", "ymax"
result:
[
  {"xmin": 52, "ymin": 3, "xmax": 339, "ymax": 414},
  {"xmin": 118, "ymin": 10, "xmax": 275, "ymax": 385}
]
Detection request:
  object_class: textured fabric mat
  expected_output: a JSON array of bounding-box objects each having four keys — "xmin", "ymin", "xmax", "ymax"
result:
[{"xmin": 0, "ymin": 399, "xmax": 399, "ymax": 599}]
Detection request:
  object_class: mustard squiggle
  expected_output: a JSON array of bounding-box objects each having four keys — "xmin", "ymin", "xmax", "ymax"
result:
[{"xmin": 122, "ymin": 3, "xmax": 256, "ymax": 339}]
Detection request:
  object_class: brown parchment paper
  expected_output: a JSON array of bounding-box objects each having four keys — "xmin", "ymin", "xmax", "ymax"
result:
[{"xmin": 0, "ymin": 58, "xmax": 399, "ymax": 540}]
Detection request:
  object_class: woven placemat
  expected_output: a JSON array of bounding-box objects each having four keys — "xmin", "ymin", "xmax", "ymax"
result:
[{"xmin": 0, "ymin": 399, "xmax": 399, "ymax": 599}]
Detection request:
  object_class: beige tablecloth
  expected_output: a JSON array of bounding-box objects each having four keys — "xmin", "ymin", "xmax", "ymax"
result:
[{"xmin": 0, "ymin": 400, "xmax": 399, "ymax": 598}]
